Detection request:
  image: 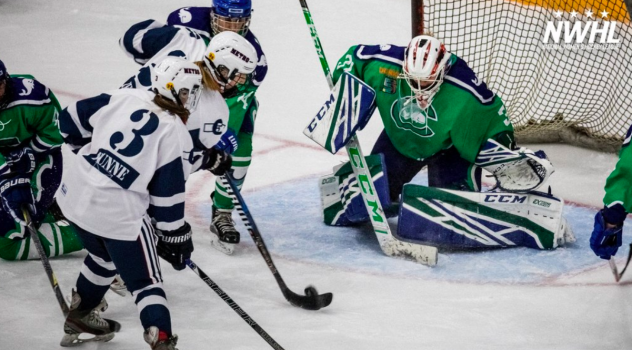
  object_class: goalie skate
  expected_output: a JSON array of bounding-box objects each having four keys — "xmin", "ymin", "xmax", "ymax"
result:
[{"xmin": 209, "ymin": 207, "xmax": 240, "ymax": 255}]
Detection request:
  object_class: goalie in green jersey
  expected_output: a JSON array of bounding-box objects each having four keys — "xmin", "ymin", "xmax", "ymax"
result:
[
  {"xmin": 590, "ymin": 125, "xmax": 632, "ymax": 259},
  {"xmin": 0, "ymin": 59, "xmax": 82, "ymax": 261},
  {"xmin": 314, "ymin": 35, "xmax": 574, "ymax": 250}
]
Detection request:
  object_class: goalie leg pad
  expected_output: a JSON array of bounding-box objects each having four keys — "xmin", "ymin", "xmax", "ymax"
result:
[
  {"xmin": 397, "ymin": 184, "xmax": 571, "ymax": 250},
  {"xmin": 320, "ymin": 154, "xmax": 391, "ymax": 226}
]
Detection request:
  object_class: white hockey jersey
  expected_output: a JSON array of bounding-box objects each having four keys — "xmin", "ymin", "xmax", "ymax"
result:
[
  {"xmin": 121, "ymin": 51, "xmax": 229, "ymax": 159},
  {"xmin": 57, "ymin": 89, "xmax": 196, "ymax": 240}
]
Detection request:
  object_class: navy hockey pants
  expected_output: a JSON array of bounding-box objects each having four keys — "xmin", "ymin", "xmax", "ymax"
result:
[
  {"xmin": 371, "ymin": 130, "xmax": 482, "ymax": 202},
  {"xmin": 71, "ymin": 217, "xmax": 173, "ymax": 334}
]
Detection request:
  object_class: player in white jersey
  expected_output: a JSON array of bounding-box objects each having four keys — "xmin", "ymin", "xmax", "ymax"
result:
[
  {"xmin": 56, "ymin": 57, "xmax": 230, "ymax": 350},
  {"xmin": 119, "ymin": 1, "xmax": 265, "ymax": 254},
  {"xmin": 121, "ymin": 31, "xmax": 257, "ymax": 163}
]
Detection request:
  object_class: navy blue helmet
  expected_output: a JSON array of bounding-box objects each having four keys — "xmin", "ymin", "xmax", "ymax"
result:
[{"xmin": 211, "ymin": 0, "xmax": 252, "ymax": 36}]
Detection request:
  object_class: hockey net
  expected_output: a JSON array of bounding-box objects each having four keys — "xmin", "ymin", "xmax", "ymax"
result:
[{"xmin": 419, "ymin": 0, "xmax": 632, "ymax": 152}]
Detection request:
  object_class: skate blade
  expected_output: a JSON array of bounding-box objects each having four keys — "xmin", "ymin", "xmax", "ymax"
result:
[
  {"xmin": 60, "ymin": 332, "xmax": 115, "ymax": 347},
  {"xmin": 210, "ymin": 233, "xmax": 236, "ymax": 255}
]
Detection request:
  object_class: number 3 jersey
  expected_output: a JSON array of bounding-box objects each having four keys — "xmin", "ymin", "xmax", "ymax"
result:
[{"xmin": 57, "ymin": 89, "xmax": 197, "ymax": 241}]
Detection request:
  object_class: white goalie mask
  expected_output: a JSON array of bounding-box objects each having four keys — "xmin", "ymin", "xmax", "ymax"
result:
[
  {"xmin": 401, "ymin": 35, "xmax": 452, "ymax": 109},
  {"xmin": 203, "ymin": 31, "xmax": 257, "ymax": 93},
  {"xmin": 152, "ymin": 57, "xmax": 203, "ymax": 113}
]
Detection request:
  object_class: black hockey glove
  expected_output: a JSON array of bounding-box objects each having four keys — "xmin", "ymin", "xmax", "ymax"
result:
[
  {"xmin": 156, "ymin": 222, "xmax": 194, "ymax": 271},
  {"xmin": 201, "ymin": 147, "xmax": 232, "ymax": 176},
  {"xmin": 0, "ymin": 174, "xmax": 36, "ymax": 226},
  {"xmin": 6, "ymin": 146, "xmax": 36, "ymax": 174}
]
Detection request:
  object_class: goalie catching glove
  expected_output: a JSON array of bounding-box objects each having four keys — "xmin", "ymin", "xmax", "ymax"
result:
[
  {"xmin": 476, "ymin": 139, "xmax": 554, "ymax": 192},
  {"xmin": 156, "ymin": 222, "xmax": 193, "ymax": 271}
]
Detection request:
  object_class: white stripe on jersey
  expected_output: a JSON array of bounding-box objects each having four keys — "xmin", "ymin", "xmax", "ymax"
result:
[
  {"xmin": 149, "ymin": 193, "xmax": 186, "ymax": 208},
  {"xmin": 444, "ymin": 76, "xmax": 495, "ymax": 104},
  {"xmin": 136, "ymin": 294, "xmax": 169, "ymax": 314}
]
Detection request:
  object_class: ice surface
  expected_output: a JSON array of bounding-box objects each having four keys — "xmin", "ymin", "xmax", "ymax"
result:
[{"xmin": 0, "ymin": 1, "xmax": 630, "ymax": 350}]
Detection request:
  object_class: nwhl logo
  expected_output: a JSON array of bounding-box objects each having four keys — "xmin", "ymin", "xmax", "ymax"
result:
[{"xmin": 543, "ymin": 9, "xmax": 621, "ymax": 50}]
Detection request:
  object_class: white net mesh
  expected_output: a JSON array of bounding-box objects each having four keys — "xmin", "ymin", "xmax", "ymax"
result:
[{"xmin": 421, "ymin": 0, "xmax": 632, "ymax": 152}]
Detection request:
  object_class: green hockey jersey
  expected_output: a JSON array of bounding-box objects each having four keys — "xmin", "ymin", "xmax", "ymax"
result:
[
  {"xmin": 0, "ymin": 75, "xmax": 62, "ymax": 175},
  {"xmin": 603, "ymin": 127, "xmax": 632, "ymax": 212},
  {"xmin": 332, "ymin": 44, "xmax": 513, "ymax": 163}
]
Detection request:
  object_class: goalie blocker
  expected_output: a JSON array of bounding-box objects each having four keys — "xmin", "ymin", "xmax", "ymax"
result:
[{"xmin": 398, "ymin": 185, "xmax": 576, "ymax": 250}]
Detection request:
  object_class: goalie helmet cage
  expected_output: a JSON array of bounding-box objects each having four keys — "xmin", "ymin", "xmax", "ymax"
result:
[{"xmin": 412, "ymin": 0, "xmax": 632, "ymax": 153}]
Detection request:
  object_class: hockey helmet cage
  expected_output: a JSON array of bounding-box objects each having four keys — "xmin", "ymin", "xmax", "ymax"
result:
[
  {"xmin": 402, "ymin": 35, "xmax": 452, "ymax": 108},
  {"xmin": 211, "ymin": 0, "xmax": 252, "ymax": 35}
]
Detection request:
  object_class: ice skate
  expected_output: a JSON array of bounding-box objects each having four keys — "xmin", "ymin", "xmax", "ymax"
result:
[
  {"xmin": 210, "ymin": 206, "xmax": 240, "ymax": 255},
  {"xmin": 144, "ymin": 326, "xmax": 179, "ymax": 350},
  {"xmin": 60, "ymin": 290, "xmax": 121, "ymax": 347}
]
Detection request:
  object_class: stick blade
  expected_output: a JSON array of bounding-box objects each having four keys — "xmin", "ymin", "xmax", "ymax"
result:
[
  {"xmin": 609, "ymin": 258, "xmax": 621, "ymax": 283},
  {"xmin": 285, "ymin": 286, "xmax": 333, "ymax": 311}
]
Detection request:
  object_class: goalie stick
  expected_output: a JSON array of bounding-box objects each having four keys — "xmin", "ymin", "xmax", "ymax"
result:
[
  {"xmin": 608, "ymin": 244, "xmax": 632, "ymax": 283},
  {"xmin": 22, "ymin": 206, "xmax": 70, "ymax": 317},
  {"xmin": 298, "ymin": 0, "xmax": 438, "ymax": 266},
  {"xmin": 186, "ymin": 259, "xmax": 285, "ymax": 350},
  {"xmin": 220, "ymin": 174, "xmax": 333, "ymax": 311}
]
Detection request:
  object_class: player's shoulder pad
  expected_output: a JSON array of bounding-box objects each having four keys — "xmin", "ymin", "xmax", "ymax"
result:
[
  {"xmin": 353, "ymin": 44, "xmax": 405, "ymax": 66},
  {"xmin": 443, "ymin": 56, "xmax": 495, "ymax": 105},
  {"xmin": 167, "ymin": 7, "xmax": 212, "ymax": 34},
  {"xmin": 6, "ymin": 75, "xmax": 52, "ymax": 108}
]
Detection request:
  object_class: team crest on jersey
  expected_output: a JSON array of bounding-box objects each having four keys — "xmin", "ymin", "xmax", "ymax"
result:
[
  {"xmin": 19, "ymin": 79, "xmax": 35, "ymax": 96},
  {"xmin": 0, "ymin": 119, "xmax": 11, "ymax": 131},
  {"xmin": 204, "ymin": 119, "xmax": 226, "ymax": 135},
  {"xmin": 178, "ymin": 8, "xmax": 192, "ymax": 23},
  {"xmin": 390, "ymin": 96, "xmax": 437, "ymax": 137}
]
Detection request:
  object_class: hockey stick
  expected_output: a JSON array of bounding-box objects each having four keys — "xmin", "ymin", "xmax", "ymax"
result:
[
  {"xmin": 608, "ymin": 244, "xmax": 632, "ymax": 283},
  {"xmin": 298, "ymin": 0, "xmax": 438, "ymax": 266},
  {"xmin": 186, "ymin": 260, "xmax": 285, "ymax": 350},
  {"xmin": 220, "ymin": 174, "xmax": 333, "ymax": 311},
  {"xmin": 22, "ymin": 206, "xmax": 70, "ymax": 317}
]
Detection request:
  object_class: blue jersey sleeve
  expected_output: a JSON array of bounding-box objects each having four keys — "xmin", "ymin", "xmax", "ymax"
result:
[
  {"xmin": 147, "ymin": 154, "xmax": 186, "ymax": 231},
  {"xmin": 120, "ymin": 19, "xmax": 179, "ymax": 65},
  {"xmin": 58, "ymin": 94, "xmax": 111, "ymax": 152},
  {"xmin": 444, "ymin": 56, "xmax": 496, "ymax": 105}
]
